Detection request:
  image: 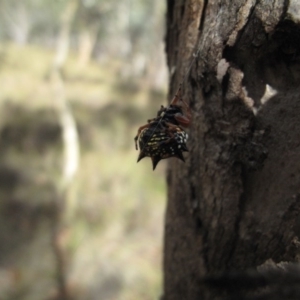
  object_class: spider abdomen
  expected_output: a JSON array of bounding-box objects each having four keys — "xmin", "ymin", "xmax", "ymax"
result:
[
  {"xmin": 134, "ymin": 86, "xmax": 191, "ymax": 170},
  {"xmin": 137, "ymin": 126, "xmax": 189, "ymax": 170}
]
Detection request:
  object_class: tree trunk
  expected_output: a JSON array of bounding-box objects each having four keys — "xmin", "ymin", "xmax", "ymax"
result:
[
  {"xmin": 164, "ymin": 0, "xmax": 300, "ymax": 299},
  {"xmin": 77, "ymin": 28, "xmax": 97, "ymax": 68},
  {"xmin": 50, "ymin": 1, "xmax": 80, "ymax": 299}
]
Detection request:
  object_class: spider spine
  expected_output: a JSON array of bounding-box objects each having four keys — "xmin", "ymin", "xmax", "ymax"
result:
[{"xmin": 134, "ymin": 85, "xmax": 191, "ymax": 170}]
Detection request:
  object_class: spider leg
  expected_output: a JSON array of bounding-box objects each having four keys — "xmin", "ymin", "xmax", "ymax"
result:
[
  {"xmin": 159, "ymin": 122, "xmax": 180, "ymax": 145},
  {"xmin": 174, "ymin": 111, "xmax": 191, "ymax": 127},
  {"xmin": 179, "ymin": 96, "xmax": 192, "ymax": 124},
  {"xmin": 157, "ymin": 105, "xmax": 167, "ymax": 117},
  {"xmin": 164, "ymin": 122, "xmax": 182, "ymax": 131},
  {"xmin": 170, "ymin": 86, "xmax": 192, "ymax": 127},
  {"xmin": 147, "ymin": 118, "xmax": 156, "ymax": 123},
  {"xmin": 170, "ymin": 86, "xmax": 182, "ymax": 106},
  {"xmin": 134, "ymin": 123, "xmax": 152, "ymax": 150}
]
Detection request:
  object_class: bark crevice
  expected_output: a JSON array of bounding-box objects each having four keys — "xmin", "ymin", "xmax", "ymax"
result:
[{"xmin": 164, "ymin": 1, "xmax": 300, "ymax": 299}]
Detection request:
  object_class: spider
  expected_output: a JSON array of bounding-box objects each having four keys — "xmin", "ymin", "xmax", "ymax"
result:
[
  {"xmin": 137, "ymin": 122, "xmax": 189, "ymax": 170},
  {"xmin": 134, "ymin": 86, "xmax": 191, "ymax": 169}
]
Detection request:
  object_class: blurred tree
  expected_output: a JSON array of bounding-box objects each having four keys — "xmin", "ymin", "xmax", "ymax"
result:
[
  {"xmin": 75, "ymin": 0, "xmax": 106, "ymax": 67},
  {"xmin": 50, "ymin": 1, "xmax": 80, "ymax": 299},
  {"xmin": 0, "ymin": 0, "xmax": 167, "ymax": 299},
  {"xmin": 53, "ymin": 0, "xmax": 78, "ymax": 71},
  {"xmin": 119, "ymin": 0, "xmax": 167, "ymax": 88},
  {"xmin": 0, "ymin": 0, "xmax": 65, "ymax": 44},
  {"xmin": 163, "ymin": 1, "xmax": 300, "ymax": 299},
  {"xmin": 0, "ymin": 0, "xmax": 31, "ymax": 43},
  {"xmin": 0, "ymin": 0, "xmax": 167, "ymax": 88}
]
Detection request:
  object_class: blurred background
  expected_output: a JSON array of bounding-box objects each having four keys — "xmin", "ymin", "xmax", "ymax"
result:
[{"xmin": 0, "ymin": 0, "xmax": 168, "ymax": 299}]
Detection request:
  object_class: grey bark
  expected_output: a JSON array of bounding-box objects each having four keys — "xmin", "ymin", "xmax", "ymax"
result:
[{"xmin": 164, "ymin": 0, "xmax": 300, "ymax": 299}]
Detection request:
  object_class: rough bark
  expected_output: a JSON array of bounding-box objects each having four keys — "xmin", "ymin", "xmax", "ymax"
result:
[{"xmin": 164, "ymin": 0, "xmax": 300, "ymax": 299}]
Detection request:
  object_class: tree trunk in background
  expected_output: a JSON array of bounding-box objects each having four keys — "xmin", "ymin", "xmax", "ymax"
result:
[
  {"xmin": 164, "ymin": 0, "xmax": 300, "ymax": 299},
  {"xmin": 50, "ymin": 1, "xmax": 79, "ymax": 299},
  {"xmin": 53, "ymin": 0, "xmax": 78, "ymax": 71},
  {"xmin": 78, "ymin": 28, "xmax": 97, "ymax": 67}
]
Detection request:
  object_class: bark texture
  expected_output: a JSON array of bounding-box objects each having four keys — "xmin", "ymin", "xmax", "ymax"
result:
[{"xmin": 164, "ymin": 0, "xmax": 300, "ymax": 299}]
